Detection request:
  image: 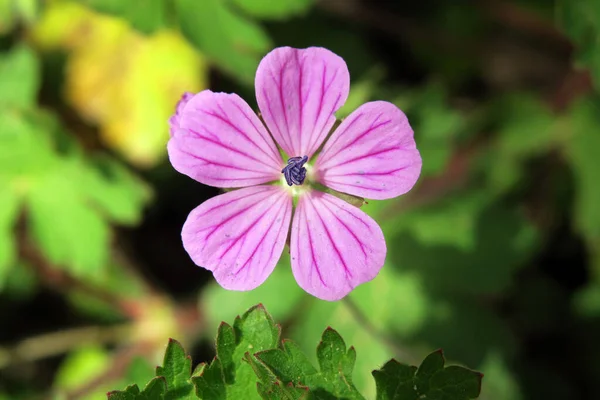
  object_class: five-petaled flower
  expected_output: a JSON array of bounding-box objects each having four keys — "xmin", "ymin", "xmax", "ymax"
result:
[{"xmin": 168, "ymin": 47, "xmax": 422, "ymax": 301}]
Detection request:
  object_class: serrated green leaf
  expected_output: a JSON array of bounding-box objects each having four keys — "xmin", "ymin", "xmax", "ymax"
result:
[
  {"xmin": 257, "ymin": 381, "xmax": 310, "ymax": 400},
  {"xmin": 0, "ymin": 45, "xmax": 40, "ymax": 109},
  {"xmin": 175, "ymin": 0, "xmax": 271, "ymax": 84},
  {"xmin": 372, "ymin": 360, "xmax": 418, "ymax": 400},
  {"xmin": 141, "ymin": 377, "xmax": 167, "ymax": 399},
  {"xmin": 255, "ymin": 328, "xmax": 365, "ymax": 400},
  {"xmin": 229, "ymin": 0, "xmax": 314, "ymax": 20},
  {"xmin": 156, "ymin": 339, "xmax": 195, "ymax": 399},
  {"xmin": 373, "ymin": 350, "xmax": 482, "ymax": 400},
  {"xmin": 193, "ymin": 304, "xmax": 280, "ymax": 399}
]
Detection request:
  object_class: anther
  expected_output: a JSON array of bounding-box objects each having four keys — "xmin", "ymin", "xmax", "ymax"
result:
[{"xmin": 281, "ymin": 156, "xmax": 308, "ymax": 186}]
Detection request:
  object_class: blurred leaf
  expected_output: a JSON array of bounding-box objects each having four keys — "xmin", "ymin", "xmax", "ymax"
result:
[
  {"xmin": 400, "ymin": 84, "xmax": 464, "ymax": 176},
  {"xmin": 254, "ymin": 328, "xmax": 364, "ymax": 399},
  {"xmin": 55, "ymin": 346, "xmax": 112, "ymax": 400},
  {"xmin": 350, "ymin": 266, "xmax": 431, "ymax": 338},
  {"xmin": 0, "ymin": 0, "xmax": 39, "ymax": 34},
  {"xmin": 565, "ymin": 98, "xmax": 600, "ymax": 240},
  {"xmin": 337, "ymin": 68, "xmax": 384, "ymax": 118},
  {"xmin": 391, "ymin": 198, "xmax": 538, "ymax": 295},
  {"xmin": 477, "ymin": 352, "xmax": 522, "ymax": 400},
  {"xmin": 0, "ymin": 188, "xmax": 20, "ymax": 287},
  {"xmin": 558, "ymin": 0, "xmax": 600, "ymax": 88},
  {"xmin": 2, "ymin": 261, "xmax": 38, "ymax": 299},
  {"xmin": 202, "ymin": 260, "xmax": 304, "ymax": 337},
  {"xmin": 156, "ymin": 339, "xmax": 196, "ymax": 399},
  {"xmin": 32, "ymin": 1, "xmax": 207, "ymax": 166},
  {"xmin": 84, "ymin": 0, "xmax": 166, "ymax": 34},
  {"xmin": 229, "ymin": 0, "xmax": 314, "ymax": 20},
  {"xmin": 26, "ymin": 165, "xmax": 110, "ymax": 277},
  {"xmin": 193, "ymin": 304, "xmax": 280, "ymax": 399},
  {"xmin": 373, "ymin": 350, "xmax": 482, "ymax": 400},
  {"xmin": 81, "ymin": 156, "xmax": 152, "ymax": 225},
  {"xmin": 176, "ymin": 0, "xmax": 271, "ymax": 84},
  {"xmin": 0, "ymin": 45, "xmax": 40, "ymax": 109}
]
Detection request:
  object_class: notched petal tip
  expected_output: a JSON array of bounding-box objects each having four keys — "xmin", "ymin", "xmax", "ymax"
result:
[
  {"xmin": 255, "ymin": 46, "xmax": 350, "ymax": 158},
  {"xmin": 182, "ymin": 186, "xmax": 292, "ymax": 291},
  {"xmin": 290, "ymin": 190, "xmax": 386, "ymax": 301},
  {"xmin": 315, "ymin": 100, "xmax": 422, "ymax": 200}
]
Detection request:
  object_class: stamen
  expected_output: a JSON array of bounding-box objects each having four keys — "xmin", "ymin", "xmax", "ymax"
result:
[{"xmin": 282, "ymin": 156, "xmax": 308, "ymax": 186}]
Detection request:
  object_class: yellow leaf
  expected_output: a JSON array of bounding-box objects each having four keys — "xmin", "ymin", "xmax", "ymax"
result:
[{"xmin": 31, "ymin": 1, "xmax": 208, "ymax": 166}]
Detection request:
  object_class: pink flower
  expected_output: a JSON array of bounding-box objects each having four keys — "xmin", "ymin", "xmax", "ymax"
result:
[{"xmin": 168, "ymin": 47, "xmax": 421, "ymax": 301}]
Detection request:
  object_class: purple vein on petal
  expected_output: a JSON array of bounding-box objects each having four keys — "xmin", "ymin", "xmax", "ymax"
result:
[
  {"xmin": 320, "ymin": 118, "xmax": 392, "ymax": 166},
  {"xmin": 217, "ymin": 190, "xmax": 284, "ymax": 260},
  {"xmin": 230, "ymin": 197, "xmax": 287, "ymax": 276},
  {"xmin": 303, "ymin": 199, "xmax": 327, "ymax": 288},
  {"xmin": 320, "ymin": 194, "xmax": 372, "ymax": 230},
  {"xmin": 188, "ymin": 128, "xmax": 276, "ymax": 170},
  {"xmin": 307, "ymin": 194, "xmax": 353, "ymax": 281},
  {"xmin": 325, "ymin": 166, "xmax": 408, "ymax": 178},
  {"xmin": 318, "ymin": 198, "xmax": 368, "ymax": 260},
  {"xmin": 230, "ymin": 101, "xmax": 281, "ymax": 166},
  {"xmin": 328, "ymin": 146, "xmax": 398, "ymax": 169},
  {"xmin": 177, "ymin": 148, "xmax": 266, "ymax": 174},
  {"xmin": 202, "ymin": 106, "xmax": 280, "ymax": 168}
]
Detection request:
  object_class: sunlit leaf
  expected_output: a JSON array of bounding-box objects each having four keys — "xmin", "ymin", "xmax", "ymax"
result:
[
  {"xmin": 0, "ymin": 45, "xmax": 40, "ymax": 109},
  {"xmin": 229, "ymin": 0, "xmax": 314, "ymax": 20},
  {"xmin": 26, "ymin": 165, "xmax": 110, "ymax": 277},
  {"xmin": 32, "ymin": 1, "xmax": 207, "ymax": 166},
  {"xmin": 193, "ymin": 304, "xmax": 281, "ymax": 399},
  {"xmin": 176, "ymin": 0, "xmax": 271, "ymax": 84}
]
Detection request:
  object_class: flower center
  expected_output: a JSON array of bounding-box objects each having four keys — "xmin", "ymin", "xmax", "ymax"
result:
[{"xmin": 281, "ymin": 156, "xmax": 308, "ymax": 186}]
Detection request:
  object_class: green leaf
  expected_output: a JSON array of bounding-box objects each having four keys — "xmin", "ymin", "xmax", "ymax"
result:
[
  {"xmin": 83, "ymin": 0, "xmax": 166, "ymax": 34},
  {"xmin": 254, "ymin": 327, "xmax": 365, "ymax": 400},
  {"xmin": 156, "ymin": 339, "xmax": 195, "ymax": 399},
  {"xmin": 0, "ymin": 186, "xmax": 20, "ymax": 287},
  {"xmin": 141, "ymin": 377, "xmax": 168, "ymax": 399},
  {"xmin": 193, "ymin": 304, "xmax": 281, "ymax": 399},
  {"xmin": 0, "ymin": 45, "xmax": 40, "ymax": 109},
  {"xmin": 229, "ymin": 0, "xmax": 314, "ymax": 20},
  {"xmin": 81, "ymin": 156, "xmax": 152, "ymax": 225},
  {"xmin": 565, "ymin": 98, "xmax": 600, "ymax": 240},
  {"xmin": 175, "ymin": 0, "xmax": 271, "ymax": 84},
  {"xmin": 557, "ymin": 0, "xmax": 600, "ymax": 88},
  {"xmin": 26, "ymin": 166, "xmax": 110, "ymax": 277},
  {"xmin": 373, "ymin": 350, "xmax": 483, "ymax": 400}
]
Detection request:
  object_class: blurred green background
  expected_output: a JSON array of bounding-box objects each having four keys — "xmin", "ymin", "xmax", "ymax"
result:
[{"xmin": 1, "ymin": 0, "xmax": 600, "ymax": 398}]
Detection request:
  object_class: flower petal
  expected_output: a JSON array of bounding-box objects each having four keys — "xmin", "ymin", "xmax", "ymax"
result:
[
  {"xmin": 255, "ymin": 47, "xmax": 350, "ymax": 158},
  {"xmin": 290, "ymin": 190, "xmax": 386, "ymax": 301},
  {"xmin": 182, "ymin": 186, "xmax": 292, "ymax": 291},
  {"xmin": 168, "ymin": 91, "xmax": 194, "ymax": 137},
  {"xmin": 314, "ymin": 101, "xmax": 422, "ymax": 200},
  {"xmin": 168, "ymin": 90, "xmax": 283, "ymax": 188}
]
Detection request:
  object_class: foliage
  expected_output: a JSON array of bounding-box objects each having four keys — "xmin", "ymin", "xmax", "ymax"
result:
[
  {"xmin": 1, "ymin": 0, "xmax": 600, "ymax": 399},
  {"xmin": 109, "ymin": 305, "xmax": 482, "ymax": 400}
]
